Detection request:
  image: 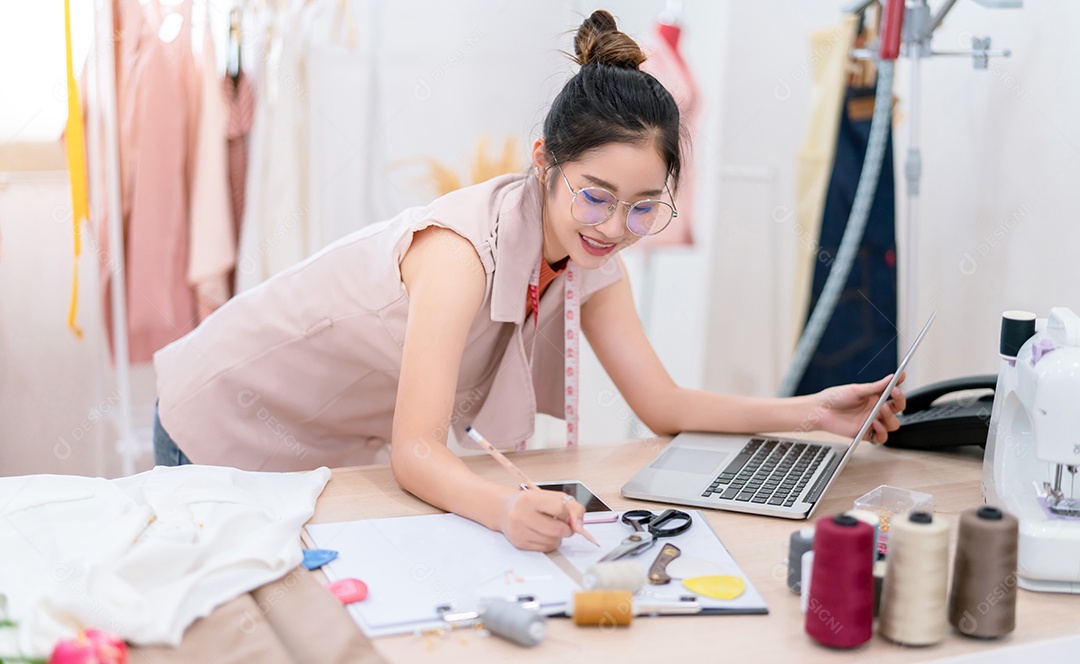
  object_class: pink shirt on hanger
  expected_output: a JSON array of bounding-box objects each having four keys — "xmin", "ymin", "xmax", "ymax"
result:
[{"xmin": 98, "ymin": 0, "xmax": 198, "ymax": 363}]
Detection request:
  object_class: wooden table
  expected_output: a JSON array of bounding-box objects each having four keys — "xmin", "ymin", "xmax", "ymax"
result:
[{"xmin": 308, "ymin": 436, "xmax": 1079, "ymax": 663}]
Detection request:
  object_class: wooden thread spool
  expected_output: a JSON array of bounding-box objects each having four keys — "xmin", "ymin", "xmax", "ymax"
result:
[
  {"xmin": 805, "ymin": 514, "xmax": 874, "ymax": 648},
  {"xmin": 879, "ymin": 511, "xmax": 950, "ymax": 646},
  {"xmin": 949, "ymin": 506, "xmax": 1019, "ymax": 639},
  {"xmin": 571, "ymin": 590, "xmax": 634, "ymax": 627},
  {"xmin": 583, "ymin": 561, "xmax": 646, "ymax": 592}
]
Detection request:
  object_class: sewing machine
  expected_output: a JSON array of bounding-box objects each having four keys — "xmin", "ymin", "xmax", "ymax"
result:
[{"xmin": 983, "ymin": 307, "xmax": 1080, "ymax": 593}]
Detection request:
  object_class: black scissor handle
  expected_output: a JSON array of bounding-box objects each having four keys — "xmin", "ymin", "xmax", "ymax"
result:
[{"xmin": 622, "ymin": 509, "xmax": 693, "ymax": 537}]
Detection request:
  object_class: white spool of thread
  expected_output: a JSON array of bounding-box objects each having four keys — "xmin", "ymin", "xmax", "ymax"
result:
[
  {"xmin": 800, "ymin": 551, "xmax": 815, "ymax": 613},
  {"xmin": 879, "ymin": 511, "xmax": 950, "ymax": 645},
  {"xmin": 583, "ymin": 561, "xmax": 647, "ymax": 592}
]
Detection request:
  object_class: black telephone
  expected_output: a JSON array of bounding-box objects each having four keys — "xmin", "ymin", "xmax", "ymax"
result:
[{"xmin": 884, "ymin": 375, "xmax": 997, "ymax": 451}]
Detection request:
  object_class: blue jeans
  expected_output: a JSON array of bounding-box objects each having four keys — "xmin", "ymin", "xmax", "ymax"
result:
[{"xmin": 153, "ymin": 403, "xmax": 192, "ymax": 466}]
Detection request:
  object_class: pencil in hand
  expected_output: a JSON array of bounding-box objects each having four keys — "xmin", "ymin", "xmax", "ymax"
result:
[{"xmin": 465, "ymin": 425, "xmax": 599, "ymax": 546}]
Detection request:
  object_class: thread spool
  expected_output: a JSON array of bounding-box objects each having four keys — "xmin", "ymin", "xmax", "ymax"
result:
[
  {"xmin": 845, "ymin": 509, "xmax": 882, "ymax": 561},
  {"xmin": 800, "ymin": 550, "xmax": 814, "ymax": 613},
  {"xmin": 787, "ymin": 527, "xmax": 815, "ymax": 594},
  {"xmin": 1000, "ymin": 311, "xmax": 1036, "ymax": 360},
  {"xmin": 879, "ymin": 511, "xmax": 950, "ymax": 646},
  {"xmin": 949, "ymin": 506, "xmax": 1019, "ymax": 639},
  {"xmin": 805, "ymin": 514, "xmax": 874, "ymax": 648},
  {"xmin": 872, "ymin": 560, "xmax": 887, "ymax": 618},
  {"xmin": 480, "ymin": 598, "xmax": 546, "ymax": 647},
  {"xmin": 569, "ymin": 590, "xmax": 699, "ymax": 626},
  {"xmin": 583, "ymin": 561, "xmax": 646, "ymax": 592},
  {"xmin": 570, "ymin": 590, "xmax": 634, "ymax": 627}
]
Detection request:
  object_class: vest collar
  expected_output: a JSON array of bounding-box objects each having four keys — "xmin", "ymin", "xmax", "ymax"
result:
[{"xmin": 488, "ymin": 173, "xmax": 544, "ymax": 324}]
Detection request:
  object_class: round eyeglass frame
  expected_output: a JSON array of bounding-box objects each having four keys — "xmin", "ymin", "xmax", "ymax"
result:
[{"xmin": 551, "ymin": 157, "xmax": 678, "ymax": 237}]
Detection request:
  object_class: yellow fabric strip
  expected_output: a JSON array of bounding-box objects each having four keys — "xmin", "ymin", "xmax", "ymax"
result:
[{"xmin": 64, "ymin": 0, "xmax": 88, "ymax": 338}]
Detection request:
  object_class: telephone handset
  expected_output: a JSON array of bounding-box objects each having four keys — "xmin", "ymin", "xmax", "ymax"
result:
[{"xmin": 884, "ymin": 374, "xmax": 997, "ymax": 450}]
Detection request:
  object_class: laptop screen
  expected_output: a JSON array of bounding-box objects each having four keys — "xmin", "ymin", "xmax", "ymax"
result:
[{"xmin": 808, "ymin": 312, "xmax": 936, "ymax": 514}]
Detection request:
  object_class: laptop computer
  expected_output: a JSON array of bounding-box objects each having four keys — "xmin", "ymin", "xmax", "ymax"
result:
[{"xmin": 622, "ymin": 312, "xmax": 935, "ymax": 519}]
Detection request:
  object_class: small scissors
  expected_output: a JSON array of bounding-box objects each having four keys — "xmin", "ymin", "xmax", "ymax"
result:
[{"xmin": 597, "ymin": 509, "xmax": 693, "ymax": 562}]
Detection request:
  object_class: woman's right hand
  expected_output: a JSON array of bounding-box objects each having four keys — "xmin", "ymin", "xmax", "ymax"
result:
[{"xmin": 499, "ymin": 489, "xmax": 586, "ymax": 552}]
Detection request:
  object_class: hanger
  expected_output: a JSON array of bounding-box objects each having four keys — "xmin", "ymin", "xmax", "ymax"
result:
[{"xmin": 227, "ymin": 3, "xmax": 242, "ymax": 85}]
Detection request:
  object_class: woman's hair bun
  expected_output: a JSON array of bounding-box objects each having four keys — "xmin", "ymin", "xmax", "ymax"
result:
[{"xmin": 573, "ymin": 10, "xmax": 646, "ymax": 70}]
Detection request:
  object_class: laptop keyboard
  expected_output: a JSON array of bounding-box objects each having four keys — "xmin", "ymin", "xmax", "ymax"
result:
[{"xmin": 700, "ymin": 438, "xmax": 830, "ymax": 507}]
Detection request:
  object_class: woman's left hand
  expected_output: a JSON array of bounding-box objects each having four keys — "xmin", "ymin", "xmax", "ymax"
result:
[{"xmin": 810, "ymin": 373, "xmax": 907, "ymax": 444}]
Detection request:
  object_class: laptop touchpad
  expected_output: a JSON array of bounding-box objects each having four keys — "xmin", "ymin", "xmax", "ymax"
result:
[{"xmin": 651, "ymin": 448, "xmax": 728, "ymax": 474}]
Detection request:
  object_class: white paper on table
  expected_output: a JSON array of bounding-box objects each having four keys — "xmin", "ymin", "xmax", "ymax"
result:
[
  {"xmin": 305, "ymin": 514, "xmax": 580, "ymax": 637},
  {"xmin": 558, "ymin": 510, "xmax": 768, "ymax": 614}
]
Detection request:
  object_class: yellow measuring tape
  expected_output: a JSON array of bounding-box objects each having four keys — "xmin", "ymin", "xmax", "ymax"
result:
[{"xmin": 63, "ymin": 0, "xmax": 89, "ymax": 338}]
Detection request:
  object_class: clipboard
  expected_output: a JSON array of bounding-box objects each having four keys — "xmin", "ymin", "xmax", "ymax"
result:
[
  {"xmin": 558, "ymin": 510, "xmax": 769, "ymax": 615},
  {"xmin": 305, "ymin": 513, "xmax": 579, "ymax": 637}
]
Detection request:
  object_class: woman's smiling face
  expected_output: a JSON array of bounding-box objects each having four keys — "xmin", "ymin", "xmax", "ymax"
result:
[{"xmin": 536, "ymin": 140, "xmax": 671, "ymax": 269}]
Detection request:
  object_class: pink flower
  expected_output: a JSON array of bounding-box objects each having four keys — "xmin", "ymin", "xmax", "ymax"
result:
[{"xmin": 48, "ymin": 629, "xmax": 128, "ymax": 664}]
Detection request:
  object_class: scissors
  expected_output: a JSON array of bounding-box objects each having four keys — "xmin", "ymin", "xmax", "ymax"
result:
[{"xmin": 597, "ymin": 509, "xmax": 693, "ymax": 562}]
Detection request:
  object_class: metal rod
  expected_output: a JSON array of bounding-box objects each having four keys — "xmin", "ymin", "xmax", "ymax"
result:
[
  {"xmin": 95, "ymin": 0, "xmax": 137, "ymax": 476},
  {"xmin": 925, "ymin": 0, "xmax": 960, "ymax": 40}
]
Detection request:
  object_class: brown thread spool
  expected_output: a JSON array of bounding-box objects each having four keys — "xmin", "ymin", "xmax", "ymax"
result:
[
  {"xmin": 879, "ymin": 511, "xmax": 950, "ymax": 645},
  {"xmin": 571, "ymin": 590, "xmax": 634, "ymax": 627},
  {"xmin": 949, "ymin": 506, "xmax": 1019, "ymax": 639}
]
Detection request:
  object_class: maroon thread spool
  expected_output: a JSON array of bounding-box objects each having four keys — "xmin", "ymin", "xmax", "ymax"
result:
[{"xmin": 805, "ymin": 514, "xmax": 875, "ymax": 648}]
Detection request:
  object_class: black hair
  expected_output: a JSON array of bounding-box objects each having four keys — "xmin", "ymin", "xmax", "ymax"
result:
[{"xmin": 542, "ymin": 10, "xmax": 683, "ymax": 188}]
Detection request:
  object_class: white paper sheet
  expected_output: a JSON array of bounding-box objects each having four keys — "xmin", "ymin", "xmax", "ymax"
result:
[{"xmin": 305, "ymin": 514, "xmax": 580, "ymax": 637}]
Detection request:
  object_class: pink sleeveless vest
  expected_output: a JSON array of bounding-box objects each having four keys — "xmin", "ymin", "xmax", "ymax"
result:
[{"xmin": 154, "ymin": 173, "xmax": 624, "ymax": 470}]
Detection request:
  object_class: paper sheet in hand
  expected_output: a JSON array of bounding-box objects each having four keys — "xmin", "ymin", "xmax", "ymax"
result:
[
  {"xmin": 558, "ymin": 510, "xmax": 768, "ymax": 614},
  {"xmin": 305, "ymin": 514, "xmax": 579, "ymax": 637}
]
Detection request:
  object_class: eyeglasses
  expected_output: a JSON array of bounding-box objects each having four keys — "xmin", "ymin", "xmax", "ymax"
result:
[{"xmin": 552, "ymin": 158, "xmax": 678, "ymax": 237}]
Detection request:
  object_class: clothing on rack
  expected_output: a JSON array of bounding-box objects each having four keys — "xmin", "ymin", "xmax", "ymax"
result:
[
  {"xmin": 791, "ymin": 17, "xmax": 860, "ymax": 348},
  {"xmin": 95, "ymin": 0, "xmax": 198, "ymax": 363},
  {"xmin": 236, "ymin": 1, "xmax": 318, "ymax": 292},
  {"xmin": 639, "ymin": 18, "xmax": 700, "ymax": 248},
  {"xmin": 794, "ymin": 84, "xmax": 898, "ymax": 396},
  {"xmin": 189, "ymin": 25, "xmax": 236, "ymax": 320},
  {"xmin": 236, "ymin": 0, "xmax": 377, "ymax": 292},
  {"xmin": 224, "ymin": 71, "xmax": 254, "ymax": 250}
]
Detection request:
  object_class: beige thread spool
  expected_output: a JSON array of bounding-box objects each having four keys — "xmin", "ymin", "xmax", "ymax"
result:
[
  {"xmin": 879, "ymin": 511, "xmax": 950, "ymax": 645},
  {"xmin": 571, "ymin": 590, "xmax": 634, "ymax": 627},
  {"xmin": 583, "ymin": 561, "xmax": 646, "ymax": 592},
  {"xmin": 949, "ymin": 506, "xmax": 1019, "ymax": 639}
]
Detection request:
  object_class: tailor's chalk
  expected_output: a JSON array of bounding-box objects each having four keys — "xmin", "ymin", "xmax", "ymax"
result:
[
  {"xmin": 326, "ymin": 578, "xmax": 368, "ymax": 604},
  {"xmin": 682, "ymin": 575, "xmax": 746, "ymax": 600},
  {"xmin": 303, "ymin": 548, "xmax": 339, "ymax": 570}
]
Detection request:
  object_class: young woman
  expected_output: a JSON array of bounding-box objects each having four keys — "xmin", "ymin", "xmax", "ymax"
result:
[{"xmin": 153, "ymin": 11, "xmax": 905, "ymax": 551}]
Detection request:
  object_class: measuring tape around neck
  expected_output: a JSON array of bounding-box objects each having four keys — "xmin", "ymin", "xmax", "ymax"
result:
[{"xmin": 524, "ymin": 260, "xmax": 580, "ymax": 449}]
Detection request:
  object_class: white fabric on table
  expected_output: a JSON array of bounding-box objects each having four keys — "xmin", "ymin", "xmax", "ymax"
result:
[{"xmin": 0, "ymin": 465, "xmax": 330, "ymax": 658}]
